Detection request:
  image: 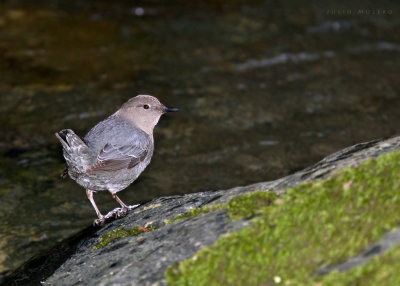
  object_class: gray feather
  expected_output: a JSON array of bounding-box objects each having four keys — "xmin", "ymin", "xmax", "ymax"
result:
[
  {"xmin": 55, "ymin": 129, "xmax": 91, "ymax": 173},
  {"xmin": 56, "ymin": 115, "xmax": 153, "ymax": 191}
]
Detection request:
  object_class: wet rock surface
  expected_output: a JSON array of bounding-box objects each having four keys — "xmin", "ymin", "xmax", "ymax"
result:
[{"xmin": 3, "ymin": 135, "xmax": 400, "ymax": 286}]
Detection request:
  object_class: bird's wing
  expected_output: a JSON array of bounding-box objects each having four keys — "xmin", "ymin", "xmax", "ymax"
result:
[{"xmin": 85, "ymin": 141, "xmax": 149, "ymax": 173}]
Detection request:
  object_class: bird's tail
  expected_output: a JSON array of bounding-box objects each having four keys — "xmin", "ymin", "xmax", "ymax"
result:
[{"xmin": 55, "ymin": 129, "xmax": 91, "ymax": 173}]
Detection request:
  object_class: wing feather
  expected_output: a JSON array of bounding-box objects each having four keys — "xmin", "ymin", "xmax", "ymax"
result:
[{"xmin": 85, "ymin": 142, "xmax": 148, "ymax": 173}]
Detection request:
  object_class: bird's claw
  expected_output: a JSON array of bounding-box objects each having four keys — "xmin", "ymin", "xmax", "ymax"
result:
[
  {"xmin": 103, "ymin": 208, "xmax": 120, "ymax": 219},
  {"xmin": 114, "ymin": 207, "xmax": 128, "ymax": 218},
  {"xmin": 106, "ymin": 204, "xmax": 140, "ymax": 218},
  {"xmin": 93, "ymin": 216, "xmax": 105, "ymax": 226},
  {"xmin": 94, "ymin": 204, "xmax": 141, "ymax": 226},
  {"xmin": 104, "ymin": 207, "xmax": 129, "ymax": 219}
]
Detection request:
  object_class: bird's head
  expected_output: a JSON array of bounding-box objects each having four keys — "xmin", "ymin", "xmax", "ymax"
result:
[{"xmin": 117, "ymin": 95, "xmax": 178, "ymax": 135}]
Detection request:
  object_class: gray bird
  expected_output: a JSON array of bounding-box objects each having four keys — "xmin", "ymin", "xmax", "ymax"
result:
[{"xmin": 55, "ymin": 95, "xmax": 178, "ymax": 225}]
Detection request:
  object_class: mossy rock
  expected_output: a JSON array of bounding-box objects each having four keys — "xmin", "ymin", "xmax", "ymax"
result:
[
  {"xmin": 166, "ymin": 191, "xmax": 277, "ymax": 225},
  {"xmin": 93, "ymin": 225, "xmax": 155, "ymax": 250},
  {"xmin": 166, "ymin": 149, "xmax": 400, "ymax": 286}
]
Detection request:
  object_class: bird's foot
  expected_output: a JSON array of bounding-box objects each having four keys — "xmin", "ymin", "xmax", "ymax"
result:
[
  {"xmin": 93, "ymin": 216, "xmax": 105, "ymax": 226},
  {"xmin": 115, "ymin": 204, "xmax": 140, "ymax": 216},
  {"xmin": 99, "ymin": 204, "xmax": 141, "ymax": 223},
  {"xmin": 104, "ymin": 207, "xmax": 127, "ymax": 219}
]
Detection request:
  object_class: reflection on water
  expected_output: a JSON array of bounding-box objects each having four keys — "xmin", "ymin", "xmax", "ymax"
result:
[{"xmin": 1, "ymin": 0, "xmax": 400, "ymax": 274}]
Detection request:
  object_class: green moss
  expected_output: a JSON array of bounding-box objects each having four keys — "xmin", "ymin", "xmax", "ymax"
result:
[
  {"xmin": 225, "ymin": 191, "xmax": 277, "ymax": 220},
  {"xmin": 166, "ymin": 150, "xmax": 400, "ymax": 286},
  {"xmin": 93, "ymin": 225, "xmax": 155, "ymax": 250},
  {"xmin": 165, "ymin": 205, "xmax": 223, "ymax": 225},
  {"xmin": 165, "ymin": 191, "xmax": 277, "ymax": 225}
]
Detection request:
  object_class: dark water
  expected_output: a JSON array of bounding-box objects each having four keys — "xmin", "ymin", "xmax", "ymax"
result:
[{"xmin": 1, "ymin": 0, "xmax": 399, "ymax": 274}]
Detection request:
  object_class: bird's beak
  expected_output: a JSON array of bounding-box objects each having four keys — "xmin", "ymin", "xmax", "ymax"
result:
[{"xmin": 163, "ymin": 106, "xmax": 179, "ymax": 113}]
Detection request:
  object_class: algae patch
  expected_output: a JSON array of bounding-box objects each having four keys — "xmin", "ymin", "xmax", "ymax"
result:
[
  {"xmin": 166, "ymin": 150, "xmax": 400, "ymax": 286},
  {"xmin": 225, "ymin": 191, "xmax": 277, "ymax": 220},
  {"xmin": 93, "ymin": 225, "xmax": 155, "ymax": 250},
  {"xmin": 165, "ymin": 191, "xmax": 277, "ymax": 225},
  {"xmin": 165, "ymin": 205, "xmax": 223, "ymax": 225}
]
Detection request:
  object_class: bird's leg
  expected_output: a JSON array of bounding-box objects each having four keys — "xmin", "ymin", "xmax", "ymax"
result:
[
  {"xmin": 112, "ymin": 193, "xmax": 139, "ymax": 210},
  {"xmin": 86, "ymin": 189, "xmax": 105, "ymax": 226},
  {"xmin": 107, "ymin": 191, "xmax": 140, "ymax": 218}
]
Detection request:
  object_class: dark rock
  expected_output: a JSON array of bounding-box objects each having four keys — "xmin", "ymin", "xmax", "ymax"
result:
[
  {"xmin": 316, "ymin": 228, "xmax": 400, "ymax": 275},
  {"xmin": 2, "ymin": 135, "xmax": 400, "ymax": 286}
]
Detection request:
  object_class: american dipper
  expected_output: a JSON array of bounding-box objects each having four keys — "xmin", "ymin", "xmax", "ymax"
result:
[{"xmin": 55, "ymin": 95, "xmax": 178, "ymax": 225}]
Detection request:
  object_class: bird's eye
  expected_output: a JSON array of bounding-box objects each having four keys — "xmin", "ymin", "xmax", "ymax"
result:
[{"xmin": 143, "ymin": 104, "xmax": 150, "ymax": 110}]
